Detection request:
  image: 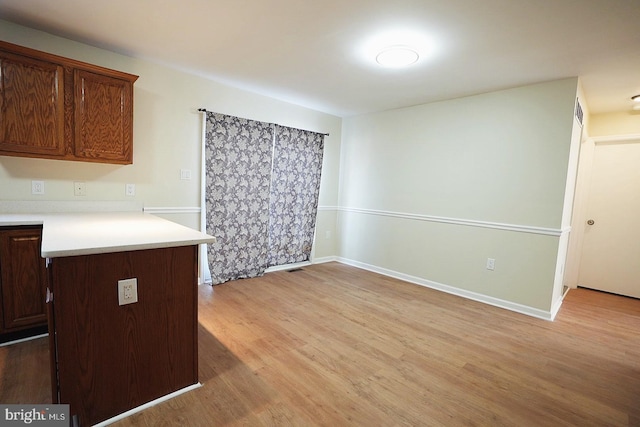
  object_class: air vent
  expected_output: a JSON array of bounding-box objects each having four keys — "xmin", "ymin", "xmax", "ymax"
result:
[{"xmin": 575, "ymin": 98, "xmax": 584, "ymax": 127}]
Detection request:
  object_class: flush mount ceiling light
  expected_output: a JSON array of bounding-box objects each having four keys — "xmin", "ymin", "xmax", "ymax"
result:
[
  {"xmin": 632, "ymin": 95, "xmax": 640, "ymax": 110},
  {"xmin": 376, "ymin": 45, "xmax": 419, "ymax": 68},
  {"xmin": 360, "ymin": 29, "xmax": 436, "ymax": 69}
]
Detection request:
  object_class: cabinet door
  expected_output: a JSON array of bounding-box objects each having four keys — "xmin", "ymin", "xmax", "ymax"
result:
[
  {"xmin": 74, "ymin": 69, "xmax": 133, "ymax": 164},
  {"xmin": 0, "ymin": 228, "xmax": 48, "ymax": 331},
  {"xmin": 0, "ymin": 52, "xmax": 65, "ymax": 156}
]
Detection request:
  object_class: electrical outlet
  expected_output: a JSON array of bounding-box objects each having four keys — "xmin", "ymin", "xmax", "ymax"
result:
[
  {"xmin": 74, "ymin": 181, "xmax": 86, "ymax": 196},
  {"xmin": 486, "ymin": 258, "xmax": 496, "ymax": 271},
  {"xmin": 118, "ymin": 278, "xmax": 138, "ymax": 305},
  {"xmin": 125, "ymin": 183, "xmax": 136, "ymax": 196},
  {"xmin": 31, "ymin": 180, "xmax": 45, "ymax": 195}
]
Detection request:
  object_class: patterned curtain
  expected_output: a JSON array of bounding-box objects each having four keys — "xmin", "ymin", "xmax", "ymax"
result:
[
  {"xmin": 268, "ymin": 125, "xmax": 325, "ymax": 267},
  {"xmin": 204, "ymin": 112, "xmax": 274, "ymax": 285}
]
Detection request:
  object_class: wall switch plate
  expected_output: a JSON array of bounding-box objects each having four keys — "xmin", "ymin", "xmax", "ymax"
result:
[
  {"xmin": 74, "ymin": 181, "xmax": 86, "ymax": 196},
  {"xmin": 31, "ymin": 180, "xmax": 45, "ymax": 195},
  {"xmin": 180, "ymin": 169, "xmax": 192, "ymax": 180},
  {"xmin": 118, "ymin": 278, "xmax": 138, "ymax": 305},
  {"xmin": 125, "ymin": 183, "xmax": 136, "ymax": 196},
  {"xmin": 486, "ymin": 258, "xmax": 496, "ymax": 271}
]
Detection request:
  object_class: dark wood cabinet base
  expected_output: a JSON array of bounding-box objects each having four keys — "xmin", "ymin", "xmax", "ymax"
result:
[
  {"xmin": 0, "ymin": 226, "xmax": 48, "ymax": 335},
  {"xmin": 48, "ymin": 245, "xmax": 198, "ymax": 426}
]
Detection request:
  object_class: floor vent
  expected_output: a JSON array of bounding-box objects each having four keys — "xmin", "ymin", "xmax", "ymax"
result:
[{"xmin": 287, "ymin": 268, "xmax": 304, "ymax": 273}]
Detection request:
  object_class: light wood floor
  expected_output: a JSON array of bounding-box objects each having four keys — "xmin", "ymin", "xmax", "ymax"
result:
[{"xmin": 1, "ymin": 262, "xmax": 639, "ymax": 426}]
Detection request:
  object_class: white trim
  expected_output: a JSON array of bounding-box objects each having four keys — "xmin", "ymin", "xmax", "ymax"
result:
[
  {"xmin": 199, "ymin": 111, "xmax": 212, "ymax": 286},
  {"xmin": 336, "ymin": 257, "xmax": 557, "ymax": 321},
  {"xmin": 317, "ymin": 205, "xmax": 339, "ymax": 211},
  {"xmin": 0, "ymin": 333, "xmax": 48, "ymax": 347},
  {"xmin": 591, "ymin": 133, "xmax": 640, "ymax": 143},
  {"xmin": 338, "ymin": 206, "xmax": 564, "ymax": 236},
  {"xmin": 265, "ymin": 261, "xmax": 311, "ymax": 273},
  {"xmin": 263, "ymin": 256, "xmax": 338, "ymax": 270},
  {"xmin": 143, "ymin": 207, "xmax": 201, "ymax": 214},
  {"xmin": 312, "ymin": 255, "xmax": 339, "ymax": 264},
  {"xmin": 549, "ymin": 293, "xmax": 564, "ymax": 321},
  {"xmin": 93, "ymin": 382, "xmax": 202, "ymax": 426},
  {"xmin": 1, "ymin": 200, "xmax": 142, "ymax": 214}
]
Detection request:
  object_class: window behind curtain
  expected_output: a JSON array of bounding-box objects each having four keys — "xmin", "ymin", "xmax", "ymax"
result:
[
  {"xmin": 268, "ymin": 125, "xmax": 325, "ymax": 267},
  {"xmin": 204, "ymin": 112, "xmax": 274, "ymax": 285},
  {"xmin": 204, "ymin": 113, "xmax": 325, "ymax": 284}
]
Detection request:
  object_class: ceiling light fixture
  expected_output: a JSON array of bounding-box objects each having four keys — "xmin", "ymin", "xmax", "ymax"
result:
[
  {"xmin": 632, "ymin": 95, "xmax": 640, "ymax": 102},
  {"xmin": 376, "ymin": 45, "xmax": 419, "ymax": 68}
]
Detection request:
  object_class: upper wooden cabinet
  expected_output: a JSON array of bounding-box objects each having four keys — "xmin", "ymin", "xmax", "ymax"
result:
[
  {"xmin": 0, "ymin": 51, "xmax": 65, "ymax": 157},
  {"xmin": 74, "ymin": 69, "xmax": 134, "ymax": 162},
  {"xmin": 0, "ymin": 41, "xmax": 138, "ymax": 164}
]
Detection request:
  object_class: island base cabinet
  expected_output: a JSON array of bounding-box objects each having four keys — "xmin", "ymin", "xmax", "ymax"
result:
[{"xmin": 48, "ymin": 245, "xmax": 198, "ymax": 426}]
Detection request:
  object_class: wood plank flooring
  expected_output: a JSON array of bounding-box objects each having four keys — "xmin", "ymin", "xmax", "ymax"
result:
[{"xmin": 1, "ymin": 262, "xmax": 639, "ymax": 426}]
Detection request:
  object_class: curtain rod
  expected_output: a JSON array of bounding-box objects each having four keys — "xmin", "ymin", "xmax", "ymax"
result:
[{"xmin": 198, "ymin": 108, "xmax": 329, "ymax": 137}]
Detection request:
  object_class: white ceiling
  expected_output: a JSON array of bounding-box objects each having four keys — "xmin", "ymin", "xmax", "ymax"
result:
[{"xmin": 0, "ymin": 0, "xmax": 639, "ymax": 117}]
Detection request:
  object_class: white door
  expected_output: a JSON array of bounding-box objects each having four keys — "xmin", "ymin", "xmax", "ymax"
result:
[{"xmin": 578, "ymin": 139, "xmax": 640, "ymax": 298}]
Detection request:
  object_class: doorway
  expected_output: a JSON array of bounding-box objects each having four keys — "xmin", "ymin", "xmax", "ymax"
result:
[{"xmin": 577, "ymin": 138, "xmax": 640, "ymax": 298}]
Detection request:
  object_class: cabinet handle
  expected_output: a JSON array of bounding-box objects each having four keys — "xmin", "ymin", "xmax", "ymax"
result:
[{"xmin": 12, "ymin": 236, "xmax": 40, "ymax": 242}]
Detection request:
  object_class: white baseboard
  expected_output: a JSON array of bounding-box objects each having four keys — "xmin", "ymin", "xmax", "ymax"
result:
[
  {"xmin": 311, "ymin": 255, "xmax": 338, "ymax": 264},
  {"xmin": 265, "ymin": 261, "xmax": 311, "ymax": 273},
  {"xmin": 0, "ymin": 333, "xmax": 48, "ymax": 347},
  {"xmin": 93, "ymin": 383, "xmax": 202, "ymax": 426},
  {"xmin": 335, "ymin": 257, "xmax": 557, "ymax": 321},
  {"xmin": 549, "ymin": 294, "xmax": 564, "ymax": 321}
]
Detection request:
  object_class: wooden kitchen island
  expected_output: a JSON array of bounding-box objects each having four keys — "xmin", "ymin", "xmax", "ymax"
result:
[{"xmin": 0, "ymin": 211, "xmax": 215, "ymax": 426}]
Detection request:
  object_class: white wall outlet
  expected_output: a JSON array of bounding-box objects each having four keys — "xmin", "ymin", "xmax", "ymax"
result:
[
  {"xmin": 180, "ymin": 169, "xmax": 192, "ymax": 180},
  {"xmin": 325, "ymin": 230, "xmax": 331, "ymax": 239},
  {"xmin": 125, "ymin": 183, "xmax": 136, "ymax": 196},
  {"xmin": 74, "ymin": 181, "xmax": 86, "ymax": 196},
  {"xmin": 486, "ymin": 258, "xmax": 496, "ymax": 271},
  {"xmin": 118, "ymin": 278, "xmax": 138, "ymax": 306},
  {"xmin": 31, "ymin": 180, "xmax": 45, "ymax": 195}
]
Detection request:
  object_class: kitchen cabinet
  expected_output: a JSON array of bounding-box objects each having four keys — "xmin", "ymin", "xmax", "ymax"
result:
[
  {"xmin": 0, "ymin": 226, "xmax": 47, "ymax": 334},
  {"xmin": 13, "ymin": 211, "xmax": 215, "ymax": 426},
  {"xmin": 73, "ymin": 69, "xmax": 134, "ymax": 162},
  {"xmin": 0, "ymin": 51, "xmax": 65, "ymax": 157},
  {"xmin": 0, "ymin": 212, "xmax": 215, "ymax": 425},
  {"xmin": 48, "ymin": 245, "xmax": 199, "ymax": 426},
  {"xmin": 0, "ymin": 41, "xmax": 138, "ymax": 164}
]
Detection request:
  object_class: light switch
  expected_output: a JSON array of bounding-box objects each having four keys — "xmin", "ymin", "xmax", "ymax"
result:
[{"xmin": 180, "ymin": 169, "xmax": 192, "ymax": 180}]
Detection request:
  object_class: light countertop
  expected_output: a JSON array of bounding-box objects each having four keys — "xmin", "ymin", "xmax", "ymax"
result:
[{"xmin": 0, "ymin": 212, "xmax": 216, "ymax": 258}]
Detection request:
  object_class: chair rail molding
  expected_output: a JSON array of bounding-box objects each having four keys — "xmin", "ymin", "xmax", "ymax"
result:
[
  {"xmin": 337, "ymin": 206, "xmax": 566, "ymax": 237},
  {"xmin": 143, "ymin": 207, "xmax": 201, "ymax": 214}
]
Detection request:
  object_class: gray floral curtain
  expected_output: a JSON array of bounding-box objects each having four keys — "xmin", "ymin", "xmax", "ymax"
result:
[
  {"xmin": 204, "ymin": 112, "xmax": 325, "ymax": 285},
  {"xmin": 268, "ymin": 126, "xmax": 324, "ymax": 266},
  {"xmin": 204, "ymin": 112, "xmax": 274, "ymax": 285}
]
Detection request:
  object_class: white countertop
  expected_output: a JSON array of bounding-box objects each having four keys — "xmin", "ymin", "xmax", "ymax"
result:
[{"xmin": 0, "ymin": 212, "xmax": 216, "ymax": 258}]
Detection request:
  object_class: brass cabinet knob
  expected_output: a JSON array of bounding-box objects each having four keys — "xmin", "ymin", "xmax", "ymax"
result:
[{"xmin": 587, "ymin": 219, "xmax": 595, "ymax": 225}]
